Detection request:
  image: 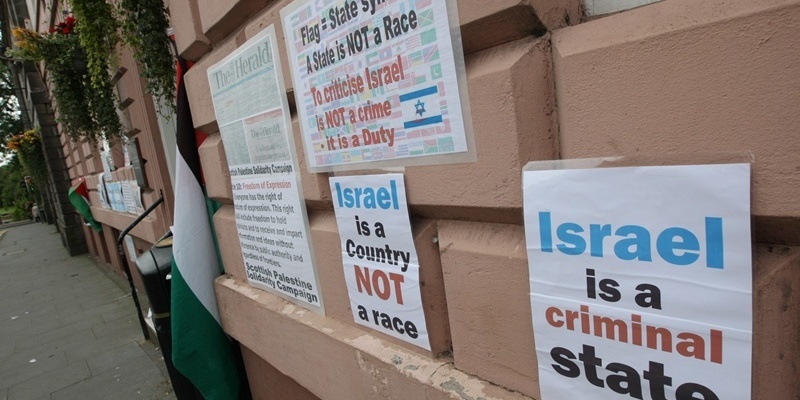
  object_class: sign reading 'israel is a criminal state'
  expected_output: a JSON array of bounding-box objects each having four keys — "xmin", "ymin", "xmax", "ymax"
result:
[{"xmin": 523, "ymin": 163, "xmax": 752, "ymax": 400}]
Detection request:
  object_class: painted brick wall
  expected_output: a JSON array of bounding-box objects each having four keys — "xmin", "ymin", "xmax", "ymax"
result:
[{"xmin": 172, "ymin": 0, "xmax": 800, "ymax": 398}]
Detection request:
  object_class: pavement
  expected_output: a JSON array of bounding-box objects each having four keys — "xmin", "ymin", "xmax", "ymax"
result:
[
  {"xmin": 0, "ymin": 223, "xmax": 176, "ymax": 400},
  {"xmin": 0, "ymin": 220, "xmax": 34, "ymax": 230}
]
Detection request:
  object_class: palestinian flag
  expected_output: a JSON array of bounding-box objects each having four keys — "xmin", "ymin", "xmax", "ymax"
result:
[
  {"xmin": 170, "ymin": 58, "xmax": 240, "ymax": 399},
  {"xmin": 68, "ymin": 179, "xmax": 102, "ymax": 232}
]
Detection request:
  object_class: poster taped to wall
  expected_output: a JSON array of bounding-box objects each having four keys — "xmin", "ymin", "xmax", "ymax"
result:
[
  {"xmin": 523, "ymin": 162, "xmax": 752, "ymax": 400},
  {"xmin": 122, "ymin": 180, "xmax": 142, "ymax": 215},
  {"xmin": 281, "ymin": 0, "xmax": 475, "ymax": 172},
  {"xmin": 330, "ymin": 173, "xmax": 430, "ymax": 350},
  {"xmin": 207, "ymin": 25, "xmax": 323, "ymax": 312},
  {"xmin": 106, "ymin": 181, "xmax": 125, "ymax": 212},
  {"xmin": 98, "ymin": 173, "xmax": 110, "ymax": 209}
]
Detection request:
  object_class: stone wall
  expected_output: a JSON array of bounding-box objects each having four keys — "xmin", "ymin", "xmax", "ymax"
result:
[{"xmin": 171, "ymin": 0, "xmax": 800, "ymax": 398}]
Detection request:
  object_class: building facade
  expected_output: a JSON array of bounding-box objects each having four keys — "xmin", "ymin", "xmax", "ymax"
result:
[
  {"xmin": 7, "ymin": 0, "xmax": 799, "ymax": 398},
  {"xmin": 2, "ymin": 0, "xmax": 176, "ymax": 302},
  {"xmin": 171, "ymin": 0, "xmax": 799, "ymax": 398}
]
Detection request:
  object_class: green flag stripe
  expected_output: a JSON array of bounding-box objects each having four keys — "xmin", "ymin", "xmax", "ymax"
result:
[
  {"xmin": 171, "ymin": 260, "xmax": 239, "ymax": 399},
  {"xmin": 68, "ymin": 185, "xmax": 102, "ymax": 232}
]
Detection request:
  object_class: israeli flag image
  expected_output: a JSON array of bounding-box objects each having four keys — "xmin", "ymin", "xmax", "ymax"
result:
[{"xmin": 399, "ymin": 85, "xmax": 443, "ymax": 129}]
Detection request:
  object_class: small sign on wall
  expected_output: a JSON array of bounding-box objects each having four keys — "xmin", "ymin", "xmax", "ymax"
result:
[
  {"xmin": 207, "ymin": 25, "xmax": 323, "ymax": 311},
  {"xmin": 330, "ymin": 173, "xmax": 430, "ymax": 350},
  {"xmin": 523, "ymin": 162, "xmax": 752, "ymax": 400},
  {"xmin": 281, "ymin": 0, "xmax": 475, "ymax": 172}
]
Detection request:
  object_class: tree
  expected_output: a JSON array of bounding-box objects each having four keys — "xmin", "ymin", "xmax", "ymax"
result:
[
  {"xmin": 0, "ymin": 22, "xmax": 33, "ymax": 217},
  {"xmin": 0, "ymin": 153, "xmax": 29, "ymax": 210},
  {"xmin": 0, "ymin": 33, "xmax": 24, "ymax": 155},
  {"xmin": 0, "ymin": 69, "xmax": 22, "ymax": 154}
]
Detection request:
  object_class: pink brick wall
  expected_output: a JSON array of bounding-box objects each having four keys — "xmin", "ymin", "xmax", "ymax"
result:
[{"xmin": 172, "ymin": 0, "xmax": 800, "ymax": 398}]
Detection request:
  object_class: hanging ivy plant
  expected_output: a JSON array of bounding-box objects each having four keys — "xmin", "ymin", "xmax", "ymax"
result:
[
  {"xmin": 70, "ymin": 0, "xmax": 119, "ymax": 91},
  {"xmin": 7, "ymin": 22, "xmax": 120, "ymax": 143},
  {"xmin": 117, "ymin": 0, "xmax": 176, "ymax": 112},
  {"xmin": 6, "ymin": 129, "xmax": 48, "ymax": 187},
  {"xmin": 69, "ymin": 0, "xmax": 125, "ymax": 142},
  {"xmin": 43, "ymin": 31, "xmax": 100, "ymax": 141},
  {"xmin": 8, "ymin": 0, "xmax": 175, "ymax": 143}
]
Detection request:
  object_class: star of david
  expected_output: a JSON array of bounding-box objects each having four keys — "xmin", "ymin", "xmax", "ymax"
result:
[{"xmin": 414, "ymin": 100, "xmax": 426, "ymax": 117}]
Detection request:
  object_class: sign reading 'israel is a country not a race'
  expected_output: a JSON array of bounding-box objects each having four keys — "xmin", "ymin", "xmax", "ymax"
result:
[
  {"xmin": 330, "ymin": 173, "xmax": 430, "ymax": 350},
  {"xmin": 523, "ymin": 163, "xmax": 752, "ymax": 400},
  {"xmin": 281, "ymin": 0, "xmax": 474, "ymax": 172}
]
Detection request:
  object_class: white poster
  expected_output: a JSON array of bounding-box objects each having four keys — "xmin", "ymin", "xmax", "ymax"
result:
[
  {"xmin": 281, "ymin": 0, "xmax": 474, "ymax": 171},
  {"xmin": 107, "ymin": 181, "xmax": 125, "ymax": 212},
  {"xmin": 122, "ymin": 180, "xmax": 139, "ymax": 215},
  {"xmin": 523, "ymin": 163, "xmax": 752, "ymax": 400},
  {"xmin": 98, "ymin": 173, "xmax": 110, "ymax": 209},
  {"xmin": 330, "ymin": 173, "xmax": 429, "ymax": 350},
  {"xmin": 208, "ymin": 25, "xmax": 323, "ymax": 310},
  {"xmin": 124, "ymin": 235, "xmax": 137, "ymax": 262}
]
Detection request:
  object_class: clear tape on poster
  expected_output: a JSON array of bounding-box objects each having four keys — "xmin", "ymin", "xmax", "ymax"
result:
[
  {"xmin": 329, "ymin": 166, "xmax": 405, "ymax": 178},
  {"xmin": 207, "ymin": 25, "xmax": 325, "ymax": 315},
  {"xmin": 273, "ymin": 23, "xmax": 326, "ymax": 315},
  {"xmin": 280, "ymin": 0, "xmax": 476, "ymax": 174},
  {"xmin": 523, "ymin": 152, "xmax": 754, "ymax": 172}
]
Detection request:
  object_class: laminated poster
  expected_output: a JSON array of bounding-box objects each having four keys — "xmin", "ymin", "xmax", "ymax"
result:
[
  {"xmin": 281, "ymin": 0, "xmax": 474, "ymax": 171},
  {"xmin": 330, "ymin": 173, "xmax": 429, "ymax": 350},
  {"xmin": 122, "ymin": 180, "xmax": 138, "ymax": 215},
  {"xmin": 523, "ymin": 163, "xmax": 752, "ymax": 400},
  {"xmin": 207, "ymin": 25, "xmax": 322, "ymax": 310},
  {"xmin": 98, "ymin": 173, "xmax": 110, "ymax": 209},
  {"xmin": 107, "ymin": 181, "xmax": 125, "ymax": 212}
]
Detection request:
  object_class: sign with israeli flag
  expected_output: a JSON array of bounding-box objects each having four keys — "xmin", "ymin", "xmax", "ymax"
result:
[{"xmin": 281, "ymin": 0, "xmax": 474, "ymax": 172}]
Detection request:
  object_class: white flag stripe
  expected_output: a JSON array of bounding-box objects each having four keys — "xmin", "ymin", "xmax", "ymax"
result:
[{"xmin": 172, "ymin": 149, "xmax": 221, "ymax": 323}]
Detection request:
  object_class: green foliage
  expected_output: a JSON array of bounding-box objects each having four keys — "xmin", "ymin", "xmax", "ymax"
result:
[
  {"xmin": 10, "ymin": 202, "xmax": 27, "ymax": 219},
  {"xmin": 71, "ymin": 0, "xmax": 120, "ymax": 92},
  {"xmin": 0, "ymin": 63, "xmax": 24, "ymax": 154},
  {"xmin": 118, "ymin": 0, "xmax": 176, "ymax": 112},
  {"xmin": 38, "ymin": 33, "xmax": 100, "ymax": 140},
  {"xmin": 7, "ymin": 21, "xmax": 122, "ymax": 143},
  {"xmin": 7, "ymin": 129, "xmax": 48, "ymax": 190},
  {"xmin": 71, "ymin": 0, "xmax": 125, "ymax": 142},
  {"xmin": 87, "ymin": 70, "xmax": 123, "ymax": 143},
  {"xmin": 3, "ymin": 130, "xmax": 47, "ymax": 220},
  {"xmin": 0, "ymin": 154, "xmax": 29, "ymax": 210},
  {"xmin": 5, "ymin": 0, "xmax": 177, "ymax": 143}
]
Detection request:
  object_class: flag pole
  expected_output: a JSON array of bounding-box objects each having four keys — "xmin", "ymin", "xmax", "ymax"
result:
[{"xmin": 117, "ymin": 192, "xmax": 165, "ymax": 340}]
